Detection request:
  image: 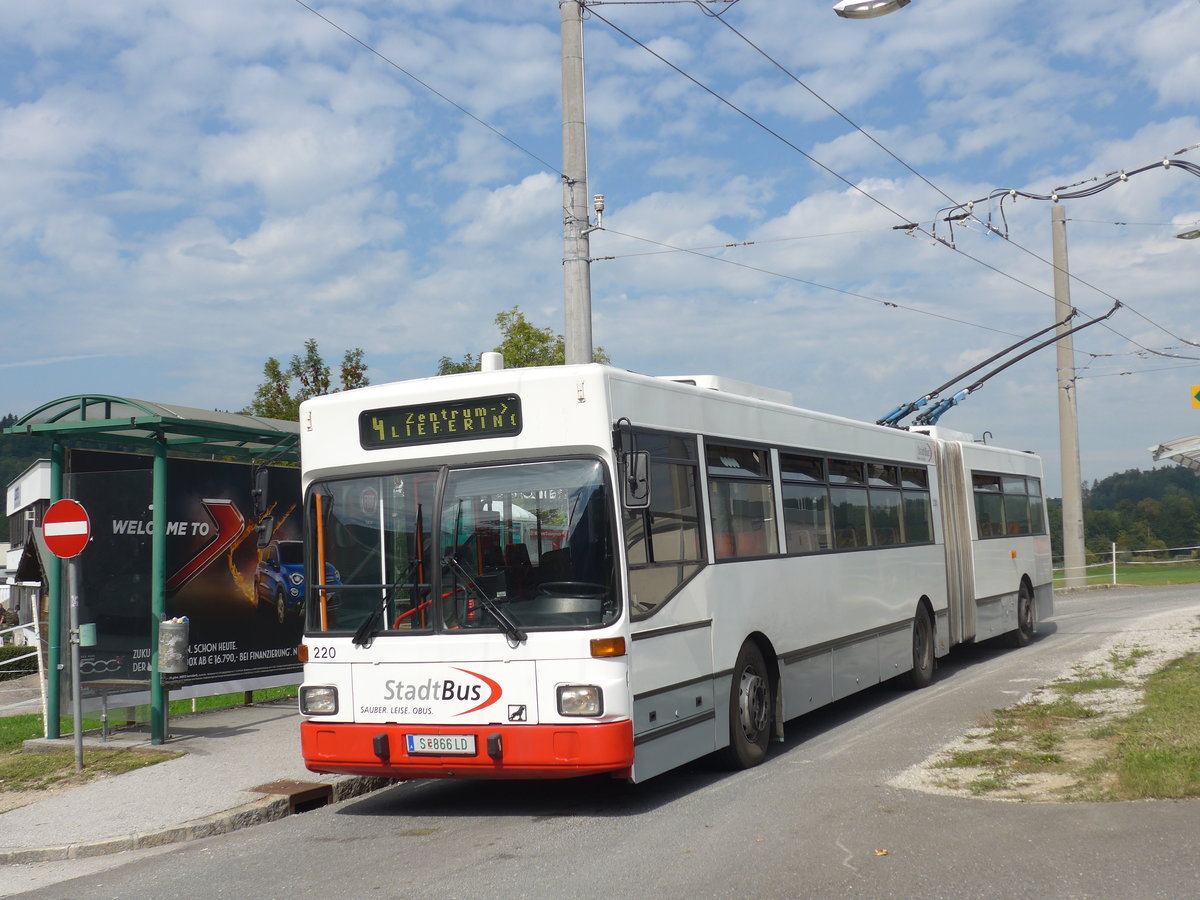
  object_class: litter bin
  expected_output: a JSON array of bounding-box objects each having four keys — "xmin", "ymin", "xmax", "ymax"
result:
[{"xmin": 158, "ymin": 618, "xmax": 189, "ymax": 674}]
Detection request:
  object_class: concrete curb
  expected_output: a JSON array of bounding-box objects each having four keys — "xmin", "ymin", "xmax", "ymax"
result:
[{"xmin": 0, "ymin": 775, "xmax": 392, "ymax": 865}]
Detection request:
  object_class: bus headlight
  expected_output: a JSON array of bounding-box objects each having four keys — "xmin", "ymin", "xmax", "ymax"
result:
[
  {"xmin": 300, "ymin": 685, "xmax": 339, "ymax": 715},
  {"xmin": 557, "ymin": 685, "xmax": 603, "ymax": 717}
]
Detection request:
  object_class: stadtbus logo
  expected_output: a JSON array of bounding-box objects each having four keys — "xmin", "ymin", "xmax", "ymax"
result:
[{"xmin": 381, "ymin": 667, "xmax": 502, "ymax": 715}]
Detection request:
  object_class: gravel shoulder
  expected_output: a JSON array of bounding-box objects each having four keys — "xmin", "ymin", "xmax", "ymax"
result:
[{"xmin": 890, "ymin": 602, "xmax": 1200, "ymax": 801}]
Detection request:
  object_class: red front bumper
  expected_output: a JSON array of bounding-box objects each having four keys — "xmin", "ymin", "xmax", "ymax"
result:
[{"xmin": 301, "ymin": 719, "xmax": 634, "ymax": 780}]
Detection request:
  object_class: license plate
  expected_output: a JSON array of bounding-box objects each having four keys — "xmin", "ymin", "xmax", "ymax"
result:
[{"xmin": 406, "ymin": 734, "xmax": 477, "ymax": 756}]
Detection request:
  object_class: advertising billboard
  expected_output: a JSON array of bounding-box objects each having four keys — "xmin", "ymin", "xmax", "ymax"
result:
[{"xmin": 61, "ymin": 449, "xmax": 303, "ymax": 705}]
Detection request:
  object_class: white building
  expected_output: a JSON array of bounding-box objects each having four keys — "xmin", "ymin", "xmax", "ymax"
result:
[
  {"xmin": 3, "ymin": 460, "xmax": 50, "ymax": 634},
  {"xmin": 6, "ymin": 459, "xmax": 50, "ymax": 575}
]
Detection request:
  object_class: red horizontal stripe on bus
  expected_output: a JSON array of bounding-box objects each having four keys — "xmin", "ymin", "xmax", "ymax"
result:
[{"xmin": 300, "ymin": 720, "xmax": 634, "ymax": 781}]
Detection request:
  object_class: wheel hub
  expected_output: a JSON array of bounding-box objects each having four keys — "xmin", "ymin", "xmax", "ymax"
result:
[{"xmin": 737, "ymin": 667, "xmax": 769, "ymax": 740}]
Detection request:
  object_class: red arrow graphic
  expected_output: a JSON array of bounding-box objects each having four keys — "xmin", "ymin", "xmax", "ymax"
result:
[{"xmin": 165, "ymin": 499, "xmax": 246, "ymax": 592}]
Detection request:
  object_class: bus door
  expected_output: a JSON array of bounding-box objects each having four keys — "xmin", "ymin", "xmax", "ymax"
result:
[{"xmin": 619, "ymin": 432, "xmax": 715, "ymax": 780}]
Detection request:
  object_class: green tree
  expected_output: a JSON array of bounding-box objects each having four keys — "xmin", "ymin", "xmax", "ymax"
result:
[
  {"xmin": 0, "ymin": 415, "xmax": 53, "ymax": 542},
  {"xmin": 248, "ymin": 339, "xmax": 369, "ymax": 420},
  {"xmin": 437, "ymin": 307, "xmax": 610, "ymax": 374},
  {"xmin": 1152, "ymin": 496, "xmax": 1199, "ymax": 549}
]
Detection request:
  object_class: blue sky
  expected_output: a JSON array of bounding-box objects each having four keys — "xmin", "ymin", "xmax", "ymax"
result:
[{"xmin": 3, "ymin": 0, "xmax": 1199, "ymax": 494}]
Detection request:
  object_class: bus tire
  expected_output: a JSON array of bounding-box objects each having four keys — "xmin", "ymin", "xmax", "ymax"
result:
[
  {"xmin": 905, "ymin": 605, "xmax": 935, "ymax": 689},
  {"xmin": 1006, "ymin": 582, "xmax": 1035, "ymax": 648},
  {"xmin": 722, "ymin": 641, "xmax": 772, "ymax": 769}
]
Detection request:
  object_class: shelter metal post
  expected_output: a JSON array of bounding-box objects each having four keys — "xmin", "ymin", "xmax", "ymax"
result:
[
  {"xmin": 45, "ymin": 441, "xmax": 64, "ymax": 739},
  {"xmin": 150, "ymin": 437, "xmax": 169, "ymax": 744}
]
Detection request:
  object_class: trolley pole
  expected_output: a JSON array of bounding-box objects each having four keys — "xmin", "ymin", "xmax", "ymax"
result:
[
  {"xmin": 561, "ymin": 0, "xmax": 594, "ymax": 366},
  {"xmin": 1052, "ymin": 205, "xmax": 1087, "ymax": 589}
]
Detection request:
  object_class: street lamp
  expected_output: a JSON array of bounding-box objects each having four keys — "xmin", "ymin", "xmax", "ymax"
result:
[
  {"xmin": 833, "ymin": 0, "xmax": 911, "ymax": 18},
  {"xmin": 1176, "ymin": 227, "xmax": 1200, "ymax": 240}
]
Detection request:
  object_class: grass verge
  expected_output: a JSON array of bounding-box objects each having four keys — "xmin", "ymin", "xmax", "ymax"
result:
[
  {"xmin": 1053, "ymin": 561, "xmax": 1200, "ymax": 588},
  {"xmin": 1111, "ymin": 654, "xmax": 1200, "ymax": 799},
  {"xmin": 0, "ymin": 686, "xmax": 296, "ymax": 797},
  {"xmin": 932, "ymin": 651, "xmax": 1200, "ymax": 801}
]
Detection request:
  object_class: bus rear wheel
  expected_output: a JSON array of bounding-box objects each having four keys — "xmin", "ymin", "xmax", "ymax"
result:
[
  {"xmin": 905, "ymin": 606, "xmax": 935, "ymax": 689},
  {"xmin": 722, "ymin": 641, "xmax": 772, "ymax": 769},
  {"xmin": 1007, "ymin": 582, "xmax": 1035, "ymax": 648}
]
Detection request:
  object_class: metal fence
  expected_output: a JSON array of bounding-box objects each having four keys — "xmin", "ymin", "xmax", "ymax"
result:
[{"xmin": 1054, "ymin": 543, "xmax": 1200, "ymax": 586}]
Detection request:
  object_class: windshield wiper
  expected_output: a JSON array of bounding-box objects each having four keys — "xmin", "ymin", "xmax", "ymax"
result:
[
  {"xmin": 442, "ymin": 554, "xmax": 527, "ymax": 646},
  {"xmin": 352, "ymin": 556, "xmax": 423, "ymax": 648}
]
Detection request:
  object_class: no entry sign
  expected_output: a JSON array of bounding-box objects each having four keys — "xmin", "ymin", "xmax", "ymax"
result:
[{"xmin": 43, "ymin": 499, "xmax": 92, "ymax": 559}]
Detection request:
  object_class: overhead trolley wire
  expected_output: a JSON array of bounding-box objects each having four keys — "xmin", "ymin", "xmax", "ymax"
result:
[
  {"xmin": 288, "ymin": 0, "xmax": 562, "ymax": 178},
  {"xmin": 600, "ymin": 226, "xmax": 1024, "ymax": 336},
  {"xmin": 613, "ymin": 7, "xmax": 1200, "ymax": 366},
  {"xmin": 295, "ymin": 0, "xmax": 1198, "ymax": 370}
]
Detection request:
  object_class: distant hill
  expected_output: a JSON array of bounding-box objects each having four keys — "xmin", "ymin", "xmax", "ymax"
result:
[
  {"xmin": 1086, "ymin": 467, "xmax": 1200, "ymax": 511},
  {"xmin": 1077, "ymin": 467, "xmax": 1200, "ymax": 559}
]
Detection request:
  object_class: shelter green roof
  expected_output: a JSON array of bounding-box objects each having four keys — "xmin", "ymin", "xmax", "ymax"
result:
[{"xmin": 5, "ymin": 394, "xmax": 298, "ymax": 462}]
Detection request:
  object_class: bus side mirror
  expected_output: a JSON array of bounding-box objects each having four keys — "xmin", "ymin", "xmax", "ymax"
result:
[
  {"xmin": 256, "ymin": 516, "xmax": 275, "ymax": 549},
  {"xmin": 251, "ymin": 467, "xmax": 271, "ymax": 518},
  {"xmin": 622, "ymin": 451, "xmax": 650, "ymax": 509}
]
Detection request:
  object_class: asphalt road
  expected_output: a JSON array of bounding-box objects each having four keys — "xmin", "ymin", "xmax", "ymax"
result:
[{"xmin": 13, "ymin": 585, "xmax": 1200, "ymax": 899}]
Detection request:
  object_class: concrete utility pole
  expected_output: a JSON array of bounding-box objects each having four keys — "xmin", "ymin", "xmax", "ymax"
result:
[
  {"xmin": 1052, "ymin": 205, "xmax": 1087, "ymax": 589},
  {"xmin": 561, "ymin": 0, "xmax": 594, "ymax": 366}
]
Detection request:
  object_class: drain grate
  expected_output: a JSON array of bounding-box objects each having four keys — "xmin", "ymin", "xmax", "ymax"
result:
[{"xmin": 249, "ymin": 780, "xmax": 333, "ymax": 814}]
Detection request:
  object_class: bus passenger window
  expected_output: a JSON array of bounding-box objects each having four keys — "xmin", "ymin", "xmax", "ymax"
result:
[
  {"xmin": 780, "ymin": 454, "xmax": 830, "ymax": 554},
  {"xmin": 830, "ymin": 486, "xmax": 868, "ymax": 549},
  {"xmin": 1002, "ymin": 477, "xmax": 1031, "ymax": 534},
  {"xmin": 971, "ymin": 471, "xmax": 1044, "ymax": 539},
  {"xmin": 867, "ymin": 489, "xmax": 902, "ymax": 546},
  {"xmin": 900, "ymin": 467, "xmax": 932, "ymax": 544},
  {"xmin": 903, "ymin": 493, "xmax": 932, "ymax": 543},
  {"xmin": 972, "ymin": 473, "xmax": 1003, "ymax": 538},
  {"xmin": 707, "ymin": 443, "xmax": 778, "ymax": 560}
]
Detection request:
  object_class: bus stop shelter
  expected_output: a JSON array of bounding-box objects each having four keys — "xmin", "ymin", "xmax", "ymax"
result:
[
  {"xmin": 4, "ymin": 395, "xmax": 299, "ymax": 744},
  {"xmin": 1150, "ymin": 435, "xmax": 1200, "ymax": 472}
]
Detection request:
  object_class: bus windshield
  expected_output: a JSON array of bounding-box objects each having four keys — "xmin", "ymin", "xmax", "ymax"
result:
[{"xmin": 307, "ymin": 459, "xmax": 618, "ymax": 636}]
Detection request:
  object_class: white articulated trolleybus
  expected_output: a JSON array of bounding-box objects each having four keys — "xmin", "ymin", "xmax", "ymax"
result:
[{"xmin": 297, "ymin": 364, "xmax": 1052, "ymax": 782}]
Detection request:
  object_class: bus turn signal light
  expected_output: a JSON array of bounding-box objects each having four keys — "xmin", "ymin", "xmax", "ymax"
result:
[
  {"xmin": 297, "ymin": 644, "xmax": 309, "ymax": 663},
  {"xmin": 590, "ymin": 637, "xmax": 626, "ymax": 658}
]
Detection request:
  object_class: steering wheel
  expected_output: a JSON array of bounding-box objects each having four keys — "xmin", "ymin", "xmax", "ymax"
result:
[{"xmin": 537, "ymin": 581, "xmax": 605, "ymax": 597}]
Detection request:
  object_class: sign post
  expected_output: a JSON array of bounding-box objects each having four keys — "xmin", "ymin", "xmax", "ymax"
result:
[{"xmin": 42, "ymin": 499, "xmax": 91, "ymax": 771}]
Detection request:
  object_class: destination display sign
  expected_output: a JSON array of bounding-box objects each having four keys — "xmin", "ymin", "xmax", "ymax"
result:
[{"xmin": 359, "ymin": 394, "xmax": 522, "ymax": 450}]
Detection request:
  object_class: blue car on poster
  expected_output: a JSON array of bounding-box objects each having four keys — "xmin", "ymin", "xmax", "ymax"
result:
[
  {"xmin": 255, "ymin": 540, "xmax": 306, "ymax": 624},
  {"xmin": 256, "ymin": 539, "xmax": 341, "ymax": 624}
]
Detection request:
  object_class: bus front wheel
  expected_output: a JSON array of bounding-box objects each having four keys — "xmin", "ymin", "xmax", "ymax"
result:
[{"xmin": 722, "ymin": 641, "xmax": 772, "ymax": 769}]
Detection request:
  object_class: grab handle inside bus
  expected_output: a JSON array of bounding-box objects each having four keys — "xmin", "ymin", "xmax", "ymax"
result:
[{"xmin": 622, "ymin": 450, "xmax": 650, "ymax": 509}]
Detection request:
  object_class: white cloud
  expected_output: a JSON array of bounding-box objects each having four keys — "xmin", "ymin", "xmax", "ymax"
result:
[{"xmin": 3, "ymin": 0, "xmax": 1200, "ymax": 490}]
